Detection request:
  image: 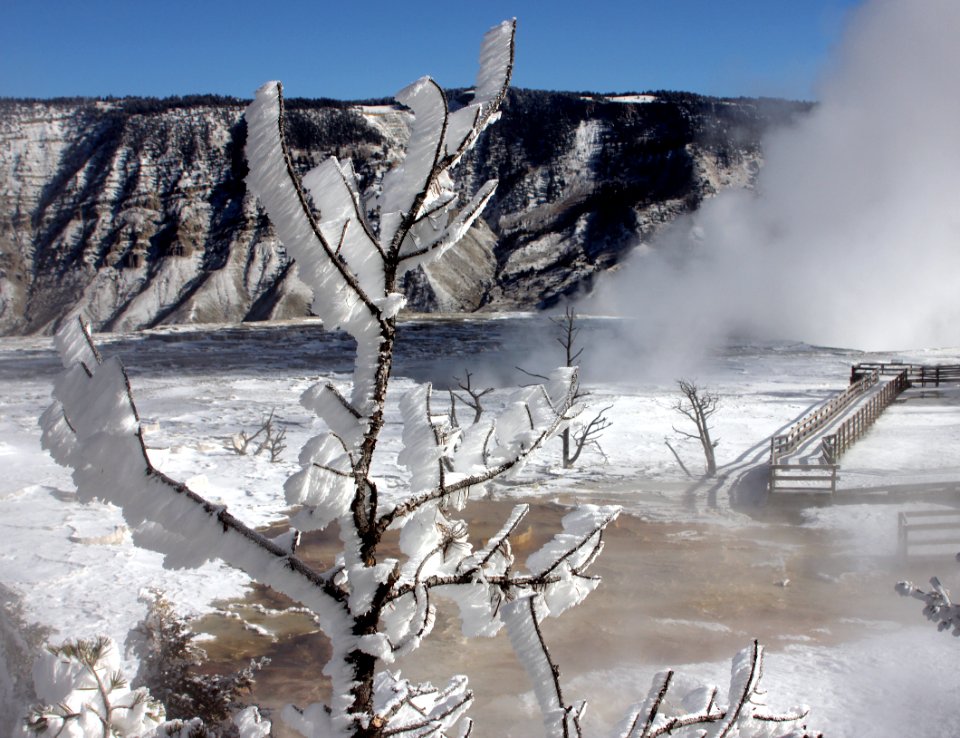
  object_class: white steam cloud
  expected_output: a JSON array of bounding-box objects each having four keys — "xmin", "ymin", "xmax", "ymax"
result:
[{"xmin": 588, "ymin": 0, "xmax": 960, "ymax": 365}]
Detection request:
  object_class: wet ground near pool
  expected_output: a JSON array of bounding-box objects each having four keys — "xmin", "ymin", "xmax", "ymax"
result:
[{"xmin": 194, "ymin": 493, "xmax": 932, "ymax": 736}]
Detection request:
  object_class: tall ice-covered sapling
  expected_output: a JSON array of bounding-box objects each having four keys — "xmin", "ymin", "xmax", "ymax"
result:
[
  {"xmin": 40, "ymin": 20, "xmax": 819, "ymax": 738},
  {"xmin": 40, "ymin": 21, "xmax": 618, "ymax": 738}
]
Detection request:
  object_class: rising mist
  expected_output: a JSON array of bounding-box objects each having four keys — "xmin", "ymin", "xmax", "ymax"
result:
[{"xmin": 587, "ymin": 0, "xmax": 960, "ymax": 371}]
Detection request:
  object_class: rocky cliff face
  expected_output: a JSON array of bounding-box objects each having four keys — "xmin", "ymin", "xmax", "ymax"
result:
[{"xmin": 0, "ymin": 91, "xmax": 810, "ymax": 335}]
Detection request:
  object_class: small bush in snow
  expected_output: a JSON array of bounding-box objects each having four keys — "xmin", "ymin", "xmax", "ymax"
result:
[
  {"xmin": 227, "ymin": 409, "xmax": 287, "ymax": 462},
  {"xmin": 24, "ymin": 634, "xmax": 270, "ymax": 738},
  {"xmin": 0, "ymin": 584, "xmax": 49, "ymax": 728},
  {"xmin": 25, "ymin": 636, "xmax": 164, "ymax": 736},
  {"xmin": 129, "ymin": 590, "xmax": 267, "ymax": 727}
]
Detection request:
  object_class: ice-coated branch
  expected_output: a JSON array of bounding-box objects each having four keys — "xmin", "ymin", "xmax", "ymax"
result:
[
  {"xmin": 470, "ymin": 503, "xmax": 529, "ymax": 572},
  {"xmin": 441, "ymin": 19, "xmax": 516, "ymax": 167},
  {"xmin": 897, "ymin": 576, "xmax": 960, "ymax": 635},
  {"xmin": 380, "ymin": 369, "xmax": 581, "ymax": 536},
  {"xmin": 612, "ymin": 641, "xmax": 818, "ymax": 738},
  {"xmin": 502, "ymin": 595, "xmax": 584, "ymax": 738},
  {"xmin": 34, "ymin": 19, "xmax": 709, "ymax": 738},
  {"xmin": 382, "ymin": 76, "xmax": 450, "ymax": 260},
  {"xmin": 383, "ymin": 503, "xmax": 618, "ymax": 654},
  {"xmin": 245, "ymin": 81, "xmax": 382, "ymax": 329},
  {"xmin": 368, "ymin": 673, "xmax": 473, "ymax": 738},
  {"xmin": 39, "ymin": 318, "xmax": 371, "ymax": 716}
]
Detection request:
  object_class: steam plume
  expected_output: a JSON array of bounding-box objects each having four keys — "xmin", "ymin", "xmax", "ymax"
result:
[{"xmin": 589, "ymin": 0, "xmax": 960, "ymax": 363}]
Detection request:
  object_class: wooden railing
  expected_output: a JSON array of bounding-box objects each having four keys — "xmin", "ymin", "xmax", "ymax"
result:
[
  {"xmin": 767, "ymin": 371, "xmax": 879, "ymax": 495},
  {"xmin": 769, "ymin": 463, "xmax": 838, "ymax": 495},
  {"xmin": 821, "ymin": 370, "xmax": 909, "ymax": 463},
  {"xmin": 852, "ymin": 362, "xmax": 960, "ymax": 387},
  {"xmin": 898, "ymin": 510, "xmax": 960, "ymax": 559},
  {"xmin": 769, "ymin": 369, "xmax": 878, "ymax": 465},
  {"xmin": 768, "ymin": 361, "xmax": 959, "ymax": 496}
]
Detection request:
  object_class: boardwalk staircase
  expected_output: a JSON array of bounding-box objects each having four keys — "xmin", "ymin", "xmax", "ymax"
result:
[{"xmin": 768, "ymin": 362, "xmax": 959, "ymax": 495}]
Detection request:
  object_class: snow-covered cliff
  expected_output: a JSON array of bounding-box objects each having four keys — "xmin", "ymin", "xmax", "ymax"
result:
[{"xmin": 0, "ymin": 91, "xmax": 809, "ymax": 334}]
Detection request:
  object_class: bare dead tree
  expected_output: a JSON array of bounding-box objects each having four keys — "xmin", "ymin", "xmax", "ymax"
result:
[
  {"xmin": 228, "ymin": 409, "xmax": 288, "ymax": 462},
  {"xmin": 672, "ymin": 379, "xmax": 720, "ymax": 478},
  {"xmin": 552, "ymin": 308, "xmax": 612, "ymax": 468},
  {"xmin": 519, "ymin": 307, "xmax": 611, "ymax": 469},
  {"xmin": 449, "ymin": 369, "xmax": 493, "ymax": 426},
  {"xmin": 552, "ymin": 306, "xmax": 585, "ymax": 369}
]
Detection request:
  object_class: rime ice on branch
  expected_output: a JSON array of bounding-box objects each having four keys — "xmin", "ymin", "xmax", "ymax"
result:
[
  {"xmin": 40, "ymin": 20, "xmax": 818, "ymax": 738},
  {"xmin": 40, "ymin": 20, "xmax": 615, "ymax": 738}
]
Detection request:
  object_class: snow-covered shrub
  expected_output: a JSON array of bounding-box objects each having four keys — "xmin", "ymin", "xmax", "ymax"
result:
[
  {"xmin": 39, "ymin": 20, "xmax": 819, "ymax": 738},
  {"xmin": 129, "ymin": 590, "xmax": 266, "ymax": 727},
  {"xmin": 24, "ymin": 635, "xmax": 270, "ymax": 738},
  {"xmin": 25, "ymin": 636, "xmax": 164, "ymax": 736},
  {"xmin": 0, "ymin": 585, "xmax": 49, "ymax": 729},
  {"xmin": 227, "ymin": 410, "xmax": 287, "ymax": 462}
]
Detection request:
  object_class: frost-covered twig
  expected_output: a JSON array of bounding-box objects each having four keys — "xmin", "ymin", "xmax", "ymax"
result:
[
  {"xmin": 613, "ymin": 641, "xmax": 819, "ymax": 738},
  {"xmin": 897, "ymin": 576, "xmax": 960, "ymax": 636},
  {"xmin": 503, "ymin": 595, "xmax": 585, "ymax": 738}
]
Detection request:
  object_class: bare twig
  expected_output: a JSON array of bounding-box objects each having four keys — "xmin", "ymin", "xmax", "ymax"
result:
[
  {"xmin": 228, "ymin": 409, "xmax": 287, "ymax": 462},
  {"xmin": 664, "ymin": 438, "xmax": 694, "ymax": 479},
  {"xmin": 450, "ymin": 370, "xmax": 494, "ymax": 426}
]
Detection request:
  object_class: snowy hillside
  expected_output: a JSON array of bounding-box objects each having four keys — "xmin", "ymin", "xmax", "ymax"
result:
[{"xmin": 0, "ymin": 92, "xmax": 809, "ymax": 336}]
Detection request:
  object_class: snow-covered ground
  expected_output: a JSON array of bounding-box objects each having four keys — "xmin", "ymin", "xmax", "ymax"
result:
[{"xmin": 1, "ymin": 316, "xmax": 958, "ymax": 736}]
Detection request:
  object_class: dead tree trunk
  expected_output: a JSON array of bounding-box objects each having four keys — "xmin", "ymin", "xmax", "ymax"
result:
[
  {"xmin": 551, "ymin": 307, "xmax": 611, "ymax": 469},
  {"xmin": 673, "ymin": 379, "xmax": 720, "ymax": 478}
]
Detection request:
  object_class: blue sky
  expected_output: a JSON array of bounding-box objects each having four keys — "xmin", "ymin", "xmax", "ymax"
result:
[{"xmin": 1, "ymin": 0, "xmax": 863, "ymax": 101}]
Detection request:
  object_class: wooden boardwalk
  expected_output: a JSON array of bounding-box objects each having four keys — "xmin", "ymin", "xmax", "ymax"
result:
[{"xmin": 768, "ymin": 363, "xmax": 958, "ymax": 495}]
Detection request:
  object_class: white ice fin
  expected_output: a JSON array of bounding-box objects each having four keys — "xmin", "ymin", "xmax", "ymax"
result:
[
  {"xmin": 444, "ymin": 19, "xmax": 516, "ymax": 162},
  {"xmin": 525, "ymin": 504, "xmax": 620, "ymax": 618},
  {"xmin": 379, "ymin": 77, "xmax": 448, "ymax": 252},
  {"xmin": 502, "ymin": 594, "xmax": 582, "ymax": 738},
  {"xmin": 244, "ymin": 82, "xmax": 380, "ymax": 337},
  {"xmin": 302, "ymin": 157, "xmax": 384, "ymax": 299}
]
